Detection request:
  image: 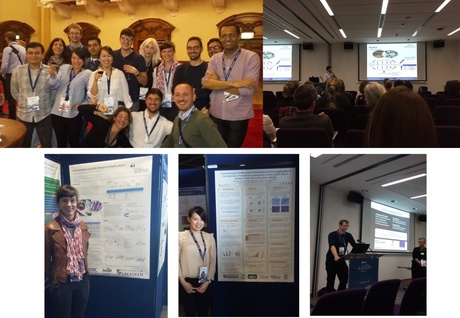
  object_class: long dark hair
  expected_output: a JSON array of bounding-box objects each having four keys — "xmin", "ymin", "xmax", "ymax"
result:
[{"xmin": 43, "ymin": 38, "xmax": 70, "ymax": 64}]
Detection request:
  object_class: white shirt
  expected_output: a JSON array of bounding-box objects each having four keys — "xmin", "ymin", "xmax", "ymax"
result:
[{"xmin": 129, "ymin": 110, "xmax": 173, "ymax": 147}]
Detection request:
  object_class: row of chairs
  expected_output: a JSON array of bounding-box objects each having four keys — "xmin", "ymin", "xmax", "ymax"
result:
[{"xmin": 311, "ymin": 277, "xmax": 426, "ymax": 315}]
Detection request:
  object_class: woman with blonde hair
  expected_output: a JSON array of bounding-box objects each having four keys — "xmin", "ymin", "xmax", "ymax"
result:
[
  {"xmin": 316, "ymin": 78, "xmax": 353, "ymax": 115},
  {"xmin": 138, "ymin": 38, "xmax": 161, "ymax": 111}
]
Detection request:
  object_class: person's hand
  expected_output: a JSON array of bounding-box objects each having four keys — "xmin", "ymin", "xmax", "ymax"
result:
[
  {"xmin": 233, "ymin": 78, "xmax": 256, "ymax": 89},
  {"xmin": 334, "ymin": 256, "xmax": 341, "ymax": 262},
  {"xmin": 200, "ymin": 107, "xmax": 209, "ymax": 115},
  {"xmin": 205, "ymin": 70, "xmax": 218, "ymax": 80},
  {"xmin": 48, "ymin": 64, "xmax": 58, "ymax": 78},
  {"xmin": 89, "ymin": 97, "xmax": 98, "ymax": 105},
  {"xmin": 196, "ymin": 281, "xmax": 210, "ymax": 293},
  {"xmin": 72, "ymin": 103, "xmax": 80, "ymax": 110},
  {"xmin": 123, "ymin": 64, "xmax": 138, "ymax": 75},
  {"xmin": 181, "ymin": 281, "xmax": 197, "ymax": 294},
  {"xmin": 96, "ymin": 104, "xmax": 108, "ymax": 113},
  {"xmin": 318, "ymin": 112, "xmax": 325, "ymax": 116}
]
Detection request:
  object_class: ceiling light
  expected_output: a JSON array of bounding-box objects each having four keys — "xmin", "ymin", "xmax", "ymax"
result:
[
  {"xmin": 435, "ymin": 0, "xmax": 451, "ymax": 13},
  {"xmin": 339, "ymin": 29, "xmax": 347, "ymax": 38},
  {"xmin": 410, "ymin": 194, "xmax": 427, "ymax": 199},
  {"xmin": 283, "ymin": 30, "xmax": 300, "ymax": 39},
  {"xmin": 381, "ymin": 173, "xmax": 427, "ymax": 187},
  {"xmin": 320, "ymin": 0, "xmax": 334, "ymax": 16},
  {"xmin": 241, "ymin": 31, "xmax": 254, "ymax": 39},
  {"xmin": 448, "ymin": 27, "xmax": 460, "ymax": 36},
  {"xmin": 377, "ymin": 28, "xmax": 383, "ymax": 38},
  {"xmin": 381, "ymin": 0, "xmax": 389, "ymax": 14}
]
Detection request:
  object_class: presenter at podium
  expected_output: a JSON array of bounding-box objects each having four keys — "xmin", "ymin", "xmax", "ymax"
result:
[{"xmin": 325, "ymin": 219, "xmax": 356, "ymax": 292}]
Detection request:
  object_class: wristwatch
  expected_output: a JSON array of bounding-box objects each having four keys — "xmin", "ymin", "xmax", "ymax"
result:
[{"xmin": 207, "ymin": 279, "xmax": 212, "ymax": 283}]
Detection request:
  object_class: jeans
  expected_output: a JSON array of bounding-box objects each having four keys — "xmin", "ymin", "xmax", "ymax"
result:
[
  {"xmin": 210, "ymin": 116, "xmax": 249, "ymax": 148},
  {"xmin": 50, "ymin": 274, "xmax": 90, "ymax": 318}
]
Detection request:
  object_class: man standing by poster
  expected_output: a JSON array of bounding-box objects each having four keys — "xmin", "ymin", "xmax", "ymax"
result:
[
  {"xmin": 202, "ymin": 23, "xmax": 260, "ymax": 147},
  {"xmin": 325, "ymin": 219, "xmax": 356, "ymax": 292}
]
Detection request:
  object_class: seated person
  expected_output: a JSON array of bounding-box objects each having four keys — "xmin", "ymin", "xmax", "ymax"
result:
[
  {"xmin": 161, "ymin": 83, "xmax": 227, "ymax": 148},
  {"xmin": 130, "ymin": 88, "xmax": 173, "ymax": 147},
  {"xmin": 316, "ymin": 78, "xmax": 353, "ymax": 115},
  {"xmin": 78, "ymin": 104, "xmax": 133, "ymax": 148},
  {"xmin": 279, "ymin": 83, "xmax": 334, "ymax": 146}
]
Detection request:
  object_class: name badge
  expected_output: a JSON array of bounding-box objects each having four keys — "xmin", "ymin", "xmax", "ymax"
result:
[
  {"xmin": 224, "ymin": 91, "xmax": 239, "ymax": 102},
  {"xmin": 139, "ymin": 87, "xmax": 148, "ymax": 100},
  {"xmin": 339, "ymin": 246, "xmax": 345, "ymax": 256},
  {"xmin": 162, "ymin": 94, "xmax": 172, "ymax": 108},
  {"xmin": 143, "ymin": 142, "xmax": 154, "ymax": 148},
  {"xmin": 27, "ymin": 96, "xmax": 40, "ymax": 112},
  {"xmin": 59, "ymin": 96, "xmax": 70, "ymax": 112},
  {"xmin": 104, "ymin": 96, "xmax": 115, "ymax": 114},
  {"xmin": 198, "ymin": 266, "xmax": 208, "ymax": 284}
]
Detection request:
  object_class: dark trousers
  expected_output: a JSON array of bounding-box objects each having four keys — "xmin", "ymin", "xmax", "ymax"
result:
[
  {"xmin": 210, "ymin": 116, "xmax": 248, "ymax": 148},
  {"xmin": 179, "ymin": 278, "xmax": 212, "ymax": 317},
  {"xmin": 52, "ymin": 114, "xmax": 82, "ymax": 148},
  {"xmin": 50, "ymin": 274, "xmax": 90, "ymax": 318},
  {"xmin": 4, "ymin": 73, "xmax": 16, "ymax": 119},
  {"xmin": 326, "ymin": 259, "xmax": 349, "ymax": 292},
  {"xmin": 19, "ymin": 115, "xmax": 53, "ymax": 148}
]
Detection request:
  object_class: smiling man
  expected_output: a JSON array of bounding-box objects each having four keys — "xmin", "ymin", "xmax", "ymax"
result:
[{"xmin": 129, "ymin": 88, "xmax": 173, "ymax": 148}]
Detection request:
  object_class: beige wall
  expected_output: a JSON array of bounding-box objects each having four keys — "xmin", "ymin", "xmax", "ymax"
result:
[{"xmin": 0, "ymin": 0, "xmax": 262, "ymax": 61}]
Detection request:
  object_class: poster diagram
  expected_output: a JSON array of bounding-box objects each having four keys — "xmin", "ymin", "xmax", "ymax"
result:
[
  {"xmin": 214, "ymin": 168, "xmax": 296, "ymax": 282},
  {"xmin": 69, "ymin": 156, "xmax": 153, "ymax": 279}
]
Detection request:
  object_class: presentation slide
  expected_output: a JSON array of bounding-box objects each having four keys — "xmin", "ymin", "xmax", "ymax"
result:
[
  {"xmin": 263, "ymin": 44, "xmax": 300, "ymax": 82},
  {"xmin": 371, "ymin": 201, "xmax": 411, "ymax": 252},
  {"xmin": 358, "ymin": 42, "xmax": 427, "ymax": 81},
  {"xmin": 214, "ymin": 167, "xmax": 296, "ymax": 282}
]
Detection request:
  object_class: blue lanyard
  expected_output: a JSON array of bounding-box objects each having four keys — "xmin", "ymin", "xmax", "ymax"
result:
[
  {"xmin": 28, "ymin": 66, "xmax": 42, "ymax": 94},
  {"xmin": 143, "ymin": 113, "xmax": 160, "ymax": 137},
  {"xmin": 190, "ymin": 230, "xmax": 207, "ymax": 263},
  {"xmin": 65, "ymin": 69, "xmax": 76, "ymax": 101},
  {"xmin": 164, "ymin": 65, "xmax": 173, "ymax": 89},
  {"xmin": 222, "ymin": 49, "xmax": 241, "ymax": 81},
  {"xmin": 107, "ymin": 73, "xmax": 112, "ymax": 95}
]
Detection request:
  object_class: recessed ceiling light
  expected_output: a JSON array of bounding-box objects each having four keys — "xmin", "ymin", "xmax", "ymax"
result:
[{"xmin": 381, "ymin": 173, "xmax": 426, "ymax": 187}]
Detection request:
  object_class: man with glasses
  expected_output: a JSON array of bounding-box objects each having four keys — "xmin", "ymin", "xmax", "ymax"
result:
[
  {"xmin": 173, "ymin": 36, "xmax": 211, "ymax": 111},
  {"xmin": 206, "ymin": 38, "xmax": 223, "ymax": 59},
  {"xmin": 112, "ymin": 28, "xmax": 147, "ymax": 112},
  {"xmin": 202, "ymin": 23, "xmax": 260, "ymax": 147},
  {"xmin": 67, "ymin": 23, "xmax": 89, "ymax": 57}
]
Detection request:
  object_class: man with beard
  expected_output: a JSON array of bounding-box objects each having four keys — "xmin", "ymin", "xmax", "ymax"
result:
[
  {"xmin": 173, "ymin": 36, "xmax": 211, "ymax": 111},
  {"xmin": 129, "ymin": 88, "xmax": 173, "ymax": 147}
]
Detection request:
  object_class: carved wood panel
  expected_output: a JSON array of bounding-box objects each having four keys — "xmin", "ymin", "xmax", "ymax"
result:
[
  {"xmin": 129, "ymin": 18, "xmax": 175, "ymax": 52},
  {"xmin": 63, "ymin": 22, "xmax": 101, "ymax": 46},
  {"xmin": 0, "ymin": 20, "xmax": 35, "ymax": 53}
]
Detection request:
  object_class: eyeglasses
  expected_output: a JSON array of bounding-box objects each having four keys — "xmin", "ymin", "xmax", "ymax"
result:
[
  {"xmin": 208, "ymin": 45, "xmax": 222, "ymax": 51},
  {"xmin": 120, "ymin": 36, "xmax": 134, "ymax": 42}
]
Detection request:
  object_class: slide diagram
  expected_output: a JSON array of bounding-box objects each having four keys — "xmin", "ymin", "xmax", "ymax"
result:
[{"xmin": 367, "ymin": 43, "xmax": 418, "ymax": 79}]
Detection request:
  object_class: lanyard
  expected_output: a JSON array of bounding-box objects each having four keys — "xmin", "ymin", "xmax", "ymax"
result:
[
  {"xmin": 190, "ymin": 230, "xmax": 207, "ymax": 263},
  {"xmin": 143, "ymin": 113, "xmax": 160, "ymax": 137},
  {"xmin": 164, "ymin": 65, "xmax": 173, "ymax": 92},
  {"xmin": 222, "ymin": 49, "xmax": 241, "ymax": 81},
  {"xmin": 28, "ymin": 66, "xmax": 42, "ymax": 94},
  {"xmin": 65, "ymin": 69, "xmax": 76, "ymax": 101},
  {"xmin": 178, "ymin": 107, "xmax": 196, "ymax": 147},
  {"xmin": 106, "ymin": 73, "xmax": 112, "ymax": 95}
]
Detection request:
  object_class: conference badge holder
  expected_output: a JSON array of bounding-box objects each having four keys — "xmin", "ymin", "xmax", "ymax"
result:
[
  {"xmin": 224, "ymin": 91, "xmax": 239, "ymax": 102},
  {"xmin": 59, "ymin": 96, "xmax": 70, "ymax": 112},
  {"xmin": 198, "ymin": 266, "xmax": 208, "ymax": 284},
  {"xmin": 139, "ymin": 87, "xmax": 148, "ymax": 100},
  {"xmin": 27, "ymin": 96, "xmax": 40, "ymax": 112},
  {"xmin": 104, "ymin": 96, "xmax": 115, "ymax": 115},
  {"xmin": 162, "ymin": 94, "xmax": 172, "ymax": 108}
]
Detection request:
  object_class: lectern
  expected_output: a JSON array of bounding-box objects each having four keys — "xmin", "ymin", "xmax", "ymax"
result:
[{"xmin": 344, "ymin": 253, "xmax": 383, "ymax": 288}]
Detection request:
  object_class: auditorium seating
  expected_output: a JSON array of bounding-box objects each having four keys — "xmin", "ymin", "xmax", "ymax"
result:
[
  {"xmin": 362, "ymin": 279, "xmax": 401, "ymax": 315},
  {"xmin": 344, "ymin": 129, "xmax": 365, "ymax": 147},
  {"xmin": 433, "ymin": 106, "xmax": 460, "ymax": 126},
  {"xmin": 315, "ymin": 108, "xmax": 349, "ymax": 146},
  {"xmin": 311, "ymin": 288, "xmax": 367, "ymax": 315},
  {"xmin": 394, "ymin": 277, "xmax": 426, "ymax": 315},
  {"xmin": 436, "ymin": 125, "xmax": 460, "ymax": 147},
  {"xmin": 276, "ymin": 127, "xmax": 332, "ymax": 147},
  {"xmin": 443, "ymin": 98, "xmax": 460, "ymax": 106}
]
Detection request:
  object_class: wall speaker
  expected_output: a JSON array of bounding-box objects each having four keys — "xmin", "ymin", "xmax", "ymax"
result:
[
  {"xmin": 344, "ymin": 42, "xmax": 354, "ymax": 50},
  {"xmin": 418, "ymin": 215, "xmax": 427, "ymax": 222},
  {"xmin": 302, "ymin": 42, "xmax": 314, "ymax": 50},
  {"xmin": 347, "ymin": 191, "xmax": 363, "ymax": 204},
  {"xmin": 433, "ymin": 40, "xmax": 445, "ymax": 48}
]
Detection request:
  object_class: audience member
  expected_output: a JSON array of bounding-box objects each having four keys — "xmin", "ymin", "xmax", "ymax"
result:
[
  {"xmin": 43, "ymin": 38, "xmax": 71, "ymax": 69},
  {"xmin": 279, "ymin": 83, "xmax": 334, "ymax": 145},
  {"xmin": 383, "ymin": 78, "xmax": 393, "ymax": 91},
  {"xmin": 403, "ymin": 80, "xmax": 413, "ymax": 90},
  {"xmin": 11, "ymin": 42, "xmax": 57, "ymax": 147},
  {"xmin": 316, "ymin": 78, "xmax": 353, "ymax": 115},
  {"xmin": 138, "ymin": 38, "xmax": 161, "ymax": 112},
  {"xmin": 393, "ymin": 79, "xmax": 404, "ymax": 87},
  {"xmin": 153, "ymin": 41, "xmax": 181, "ymax": 121},
  {"xmin": 278, "ymin": 80, "xmax": 300, "ymax": 120},
  {"xmin": 355, "ymin": 80, "xmax": 368, "ymax": 105},
  {"xmin": 323, "ymin": 65, "xmax": 336, "ymax": 81},
  {"xmin": 263, "ymin": 114, "xmax": 277, "ymax": 147},
  {"xmin": 88, "ymin": 46, "xmax": 132, "ymax": 114},
  {"xmin": 130, "ymin": 88, "xmax": 173, "ymax": 148},
  {"xmin": 78, "ymin": 104, "xmax": 132, "ymax": 148},
  {"xmin": 435, "ymin": 79, "xmax": 460, "ymax": 106},
  {"xmin": 84, "ymin": 36, "xmax": 102, "ymax": 71},
  {"xmin": 1, "ymin": 31, "xmax": 26, "ymax": 119},
  {"xmin": 202, "ymin": 22, "xmax": 260, "ymax": 147},
  {"xmin": 112, "ymin": 28, "xmax": 147, "ymax": 112},
  {"xmin": 338, "ymin": 79, "xmax": 355, "ymax": 106},
  {"xmin": 161, "ymin": 83, "xmax": 227, "ymax": 148},
  {"xmin": 47, "ymin": 48, "xmax": 92, "ymax": 148},
  {"xmin": 66, "ymin": 23, "xmax": 89, "ymax": 57},
  {"xmin": 206, "ymin": 38, "xmax": 223, "ymax": 59},
  {"xmin": 173, "ymin": 36, "xmax": 211, "ymax": 111},
  {"xmin": 364, "ymin": 86, "xmax": 437, "ymax": 147},
  {"xmin": 352, "ymin": 81, "xmax": 386, "ymax": 129}
]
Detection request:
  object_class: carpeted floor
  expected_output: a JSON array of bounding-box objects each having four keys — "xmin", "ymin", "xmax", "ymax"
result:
[{"xmin": 241, "ymin": 105, "xmax": 262, "ymax": 148}]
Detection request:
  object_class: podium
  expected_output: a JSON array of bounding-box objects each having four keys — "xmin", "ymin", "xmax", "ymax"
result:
[{"xmin": 344, "ymin": 253, "xmax": 383, "ymax": 288}]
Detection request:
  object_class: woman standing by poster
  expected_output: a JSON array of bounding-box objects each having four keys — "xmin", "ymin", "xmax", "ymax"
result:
[
  {"xmin": 45, "ymin": 185, "xmax": 91, "ymax": 318},
  {"xmin": 179, "ymin": 206, "xmax": 216, "ymax": 316}
]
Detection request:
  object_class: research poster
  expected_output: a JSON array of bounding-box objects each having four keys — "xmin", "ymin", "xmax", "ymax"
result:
[
  {"xmin": 44, "ymin": 158, "xmax": 61, "ymax": 224},
  {"xmin": 367, "ymin": 43, "xmax": 417, "ymax": 80},
  {"xmin": 214, "ymin": 168, "xmax": 296, "ymax": 282},
  {"xmin": 69, "ymin": 156, "xmax": 153, "ymax": 279},
  {"xmin": 157, "ymin": 159, "xmax": 168, "ymax": 277}
]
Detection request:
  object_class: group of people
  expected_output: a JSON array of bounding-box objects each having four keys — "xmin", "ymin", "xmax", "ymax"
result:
[
  {"xmin": 265, "ymin": 65, "xmax": 442, "ymax": 147},
  {"xmin": 1, "ymin": 22, "xmax": 260, "ymax": 148}
]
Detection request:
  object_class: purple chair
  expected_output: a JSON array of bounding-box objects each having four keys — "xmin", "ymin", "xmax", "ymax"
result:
[
  {"xmin": 433, "ymin": 106, "xmax": 460, "ymax": 126},
  {"xmin": 443, "ymin": 98, "xmax": 460, "ymax": 106},
  {"xmin": 311, "ymin": 288, "xmax": 367, "ymax": 315},
  {"xmin": 344, "ymin": 129, "xmax": 365, "ymax": 148},
  {"xmin": 362, "ymin": 279, "xmax": 401, "ymax": 315},
  {"xmin": 276, "ymin": 127, "xmax": 333, "ymax": 148},
  {"xmin": 436, "ymin": 125, "xmax": 460, "ymax": 147},
  {"xmin": 394, "ymin": 277, "xmax": 426, "ymax": 315}
]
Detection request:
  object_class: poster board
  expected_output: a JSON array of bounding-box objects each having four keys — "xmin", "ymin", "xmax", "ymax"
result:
[
  {"xmin": 44, "ymin": 158, "xmax": 61, "ymax": 224},
  {"xmin": 213, "ymin": 167, "xmax": 296, "ymax": 282}
]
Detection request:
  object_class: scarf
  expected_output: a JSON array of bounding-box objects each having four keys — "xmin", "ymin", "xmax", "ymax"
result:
[
  {"xmin": 154, "ymin": 59, "xmax": 180, "ymax": 95},
  {"xmin": 60, "ymin": 213, "xmax": 86, "ymax": 281}
]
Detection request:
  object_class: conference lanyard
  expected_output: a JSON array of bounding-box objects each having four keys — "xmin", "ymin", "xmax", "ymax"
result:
[
  {"xmin": 178, "ymin": 107, "xmax": 196, "ymax": 147},
  {"xmin": 222, "ymin": 49, "xmax": 241, "ymax": 81},
  {"xmin": 65, "ymin": 69, "xmax": 76, "ymax": 101},
  {"xmin": 28, "ymin": 66, "xmax": 42, "ymax": 94},
  {"xmin": 190, "ymin": 230, "xmax": 207, "ymax": 263},
  {"xmin": 143, "ymin": 113, "xmax": 160, "ymax": 137},
  {"xmin": 106, "ymin": 73, "xmax": 112, "ymax": 95},
  {"xmin": 164, "ymin": 65, "xmax": 173, "ymax": 92}
]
